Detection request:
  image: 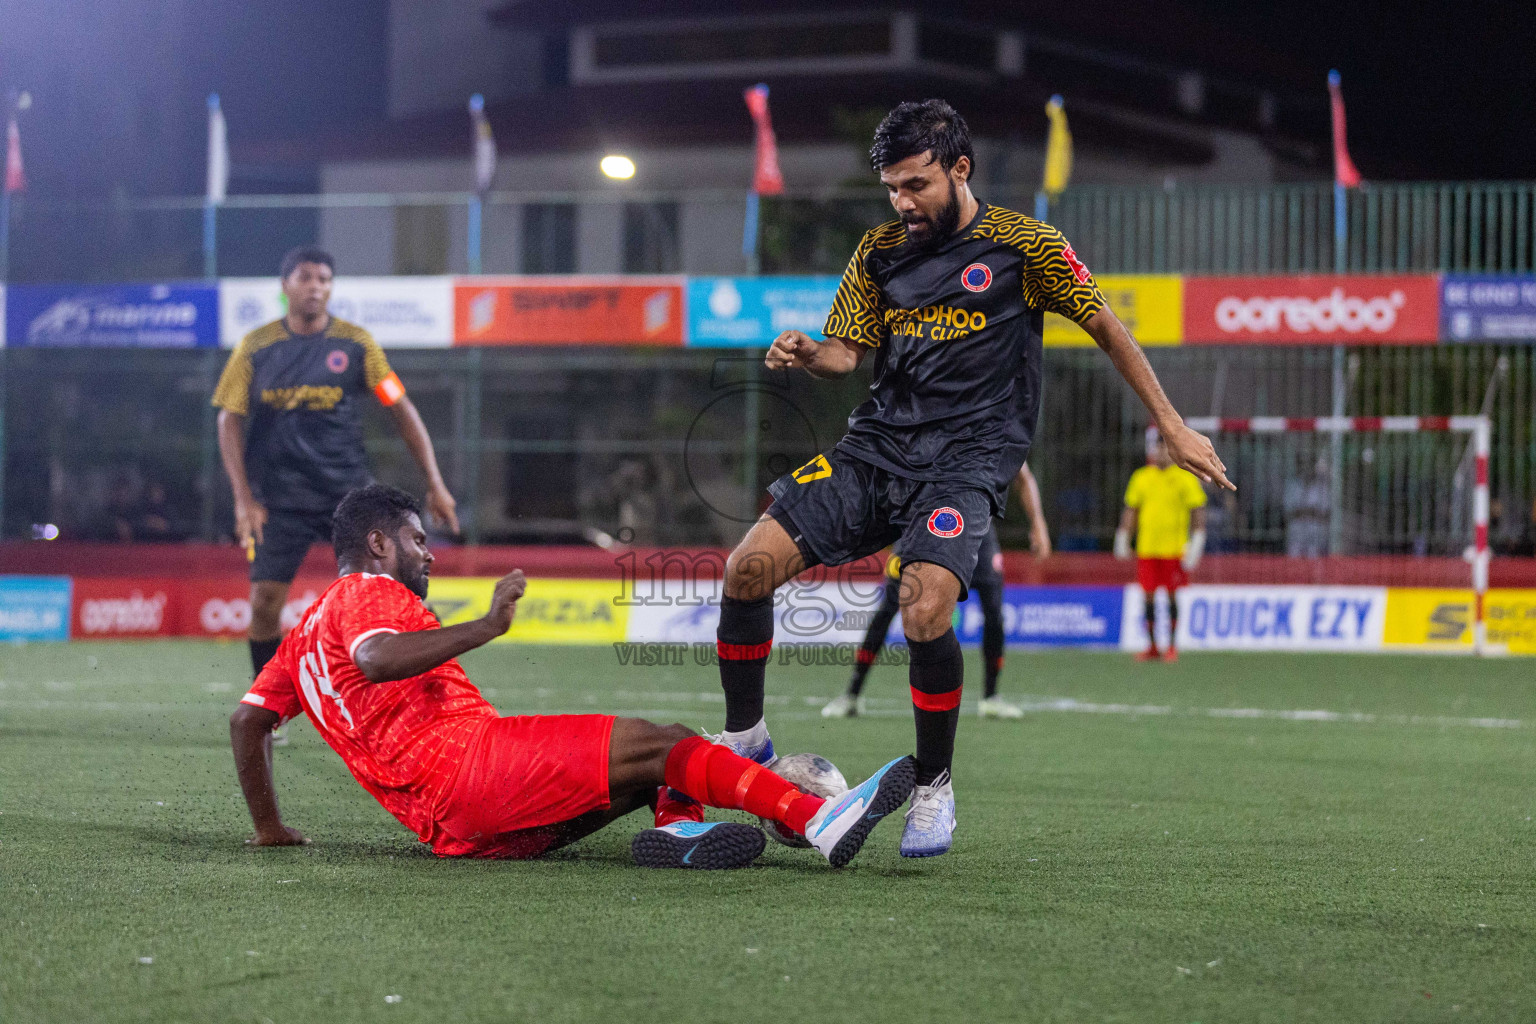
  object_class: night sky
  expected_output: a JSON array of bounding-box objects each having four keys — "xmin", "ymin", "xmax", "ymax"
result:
[{"xmin": 0, "ymin": 0, "xmax": 1529, "ymax": 196}]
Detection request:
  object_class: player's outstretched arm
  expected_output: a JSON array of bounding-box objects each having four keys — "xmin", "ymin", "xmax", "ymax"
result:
[
  {"xmin": 352, "ymin": 570, "xmax": 526, "ymax": 683},
  {"xmin": 386, "ymin": 397, "xmax": 461, "ymax": 535},
  {"xmin": 230, "ymin": 703, "xmax": 308, "ymax": 847},
  {"xmin": 1080, "ymin": 308, "xmax": 1234, "ymax": 491},
  {"xmin": 764, "ymin": 331, "xmax": 866, "ymax": 379}
]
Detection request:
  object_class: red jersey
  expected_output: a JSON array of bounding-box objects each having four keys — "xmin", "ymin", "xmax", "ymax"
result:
[{"xmin": 241, "ymin": 573, "xmax": 498, "ymax": 845}]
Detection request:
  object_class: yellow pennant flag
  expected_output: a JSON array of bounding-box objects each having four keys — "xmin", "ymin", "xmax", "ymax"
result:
[{"xmin": 1042, "ymin": 95, "xmax": 1072, "ymax": 197}]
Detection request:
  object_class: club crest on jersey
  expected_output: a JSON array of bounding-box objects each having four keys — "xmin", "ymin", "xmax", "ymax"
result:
[
  {"xmin": 961, "ymin": 263, "xmax": 992, "ymax": 292},
  {"xmin": 927, "ymin": 507, "xmax": 964, "ymax": 538},
  {"xmin": 326, "ymin": 349, "xmax": 349, "ymax": 373},
  {"xmin": 1061, "ymin": 244, "xmax": 1092, "ymax": 285}
]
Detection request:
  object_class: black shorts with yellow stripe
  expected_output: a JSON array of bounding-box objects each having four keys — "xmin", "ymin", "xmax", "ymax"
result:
[{"xmin": 765, "ymin": 448, "xmax": 993, "ymax": 597}]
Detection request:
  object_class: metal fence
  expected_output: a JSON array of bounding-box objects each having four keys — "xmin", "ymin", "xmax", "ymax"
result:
[
  {"xmin": 1050, "ymin": 182, "xmax": 1536, "ymax": 274},
  {"xmin": 5, "ymin": 343, "xmax": 1528, "ymax": 555},
  {"xmin": 7, "ymin": 181, "xmax": 1536, "ymax": 280}
]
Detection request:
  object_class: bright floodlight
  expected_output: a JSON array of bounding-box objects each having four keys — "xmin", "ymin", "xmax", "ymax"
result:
[{"xmin": 600, "ymin": 155, "xmax": 636, "ymax": 180}]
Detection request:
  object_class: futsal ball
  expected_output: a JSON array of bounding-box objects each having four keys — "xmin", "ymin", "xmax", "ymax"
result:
[{"xmin": 759, "ymin": 753, "xmax": 848, "ymax": 848}]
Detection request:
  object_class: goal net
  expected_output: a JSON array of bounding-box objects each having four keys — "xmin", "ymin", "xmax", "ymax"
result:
[{"xmin": 1141, "ymin": 416, "xmax": 1492, "ymax": 654}]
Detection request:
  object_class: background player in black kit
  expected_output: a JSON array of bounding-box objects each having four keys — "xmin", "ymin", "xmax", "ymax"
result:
[
  {"xmin": 711, "ymin": 100, "xmax": 1233, "ymax": 858},
  {"xmin": 213, "ymin": 246, "xmax": 460, "ymax": 688}
]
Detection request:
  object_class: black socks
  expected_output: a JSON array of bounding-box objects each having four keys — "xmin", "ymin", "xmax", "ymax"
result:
[
  {"xmin": 848, "ymin": 581, "xmax": 902, "ymax": 696},
  {"xmin": 716, "ymin": 594, "xmax": 774, "ymax": 732},
  {"xmin": 249, "ymin": 637, "xmax": 281, "ymax": 678},
  {"xmin": 907, "ymin": 628, "xmax": 963, "ymax": 787}
]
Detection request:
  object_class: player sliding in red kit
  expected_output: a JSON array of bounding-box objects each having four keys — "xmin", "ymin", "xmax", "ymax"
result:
[{"xmin": 229, "ymin": 484, "xmax": 914, "ymax": 869}]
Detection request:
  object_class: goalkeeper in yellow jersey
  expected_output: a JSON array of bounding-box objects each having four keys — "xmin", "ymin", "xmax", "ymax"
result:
[{"xmin": 1115, "ymin": 433, "xmax": 1207, "ymax": 662}]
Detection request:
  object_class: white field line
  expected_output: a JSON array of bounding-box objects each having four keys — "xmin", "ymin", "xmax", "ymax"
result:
[{"xmin": 0, "ymin": 690, "xmax": 1523, "ymax": 731}]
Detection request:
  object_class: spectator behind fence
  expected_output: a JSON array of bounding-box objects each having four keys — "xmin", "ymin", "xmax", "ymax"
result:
[{"xmin": 1284, "ymin": 455, "xmax": 1331, "ymax": 558}]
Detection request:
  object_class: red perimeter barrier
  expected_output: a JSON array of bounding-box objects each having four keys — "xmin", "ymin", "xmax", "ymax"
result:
[
  {"xmin": 5, "ymin": 542, "xmax": 1532, "ymax": 586},
  {"xmin": 5, "ymin": 542, "xmax": 1532, "ymax": 640}
]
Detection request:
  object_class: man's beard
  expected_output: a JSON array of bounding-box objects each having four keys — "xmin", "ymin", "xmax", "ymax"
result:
[
  {"xmin": 902, "ymin": 179, "xmax": 962, "ymax": 252},
  {"xmin": 396, "ymin": 560, "xmax": 431, "ymax": 600}
]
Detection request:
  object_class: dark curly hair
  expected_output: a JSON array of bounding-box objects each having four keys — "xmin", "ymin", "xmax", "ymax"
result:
[
  {"xmin": 332, "ymin": 484, "xmax": 421, "ymax": 563},
  {"xmin": 868, "ymin": 99, "xmax": 974, "ymax": 179},
  {"xmin": 279, "ymin": 245, "xmax": 335, "ymax": 280}
]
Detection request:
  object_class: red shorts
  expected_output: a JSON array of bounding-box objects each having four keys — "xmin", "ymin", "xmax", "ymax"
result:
[
  {"xmin": 1137, "ymin": 557, "xmax": 1188, "ymax": 593},
  {"xmin": 432, "ymin": 713, "xmax": 615, "ymax": 859}
]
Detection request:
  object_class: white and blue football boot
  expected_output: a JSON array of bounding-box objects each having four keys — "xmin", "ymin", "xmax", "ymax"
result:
[
  {"xmin": 705, "ymin": 719, "xmax": 778, "ymax": 767},
  {"xmin": 899, "ymin": 769, "xmax": 957, "ymax": 858},
  {"xmin": 631, "ymin": 821, "xmax": 766, "ymax": 870},
  {"xmin": 803, "ymin": 755, "xmax": 917, "ymax": 868}
]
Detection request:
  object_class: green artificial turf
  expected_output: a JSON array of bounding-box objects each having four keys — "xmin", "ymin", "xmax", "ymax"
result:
[{"xmin": 3, "ymin": 641, "xmax": 1535, "ymax": 1023}]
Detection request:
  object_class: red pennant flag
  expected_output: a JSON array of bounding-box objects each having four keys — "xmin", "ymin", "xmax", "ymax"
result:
[
  {"xmin": 744, "ymin": 84, "xmax": 783, "ymax": 196},
  {"xmin": 1328, "ymin": 70, "xmax": 1361, "ymax": 188},
  {"xmin": 5, "ymin": 112, "xmax": 24, "ymax": 194}
]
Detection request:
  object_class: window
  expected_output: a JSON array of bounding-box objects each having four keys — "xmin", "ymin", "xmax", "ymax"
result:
[
  {"xmin": 592, "ymin": 19, "xmax": 889, "ymax": 68},
  {"xmin": 521, "ymin": 203, "xmax": 576, "ymax": 274},
  {"xmin": 623, "ymin": 202, "xmax": 680, "ymax": 274},
  {"xmin": 393, "ymin": 205, "xmax": 448, "ymax": 275}
]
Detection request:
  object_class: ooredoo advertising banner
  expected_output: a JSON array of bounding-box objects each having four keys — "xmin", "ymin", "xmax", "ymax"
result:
[
  {"xmin": 72, "ymin": 578, "xmax": 177, "ymax": 638},
  {"xmin": 220, "ymin": 277, "xmax": 453, "ymax": 348},
  {"xmin": 1440, "ymin": 275, "xmax": 1536, "ymax": 342},
  {"xmin": 453, "ymin": 277, "xmax": 685, "ymax": 346},
  {"xmin": 6, "ymin": 283, "xmax": 220, "ymax": 348},
  {"xmin": 1183, "ymin": 275, "xmax": 1439, "ymax": 344},
  {"xmin": 1045, "ymin": 275, "xmax": 1183, "ymax": 347}
]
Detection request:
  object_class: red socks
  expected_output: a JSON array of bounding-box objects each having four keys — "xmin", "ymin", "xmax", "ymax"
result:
[
  {"xmin": 664, "ymin": 736, "xmax": 824, "ymax": 835},
  {"xmin": 653, "ymin": 786, "xmax": 704, "ymax": 827}
]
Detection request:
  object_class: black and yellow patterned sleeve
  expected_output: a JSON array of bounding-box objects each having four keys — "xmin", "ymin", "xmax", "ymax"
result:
[
  {"xmin": 358, "ymin": 332, "xmax": 406, "ymax": 407},
  {"xmin": 210, "ymin": 339, "xmax": 253, "ymax": 415},
  {"xmin": 823, "ymin": 230, "xmax": 887, "ymax": 348},
  {"xmin": 1022, "ymin": 224, "xmax": 1106, "ymax": 324}
]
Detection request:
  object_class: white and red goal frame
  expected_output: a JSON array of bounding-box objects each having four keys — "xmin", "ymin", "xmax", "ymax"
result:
[{"xmin": 1153, "ymin": 415, "xmax": 1492, "ymax": 653}]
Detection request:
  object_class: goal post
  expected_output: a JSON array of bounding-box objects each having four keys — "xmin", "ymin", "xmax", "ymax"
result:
[{"xmin": 1148, "ymin": 415, "xmax": 1491, "ymax": 654}]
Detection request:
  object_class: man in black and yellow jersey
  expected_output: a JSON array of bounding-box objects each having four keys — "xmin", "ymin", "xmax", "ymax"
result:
[
  {"xmin": 213, "ymin": 246, "xmax": 459, "ymax": 682},
  {"xmin": 710, "ymin": 100, "xmax": 1234, "ymax": 858}
]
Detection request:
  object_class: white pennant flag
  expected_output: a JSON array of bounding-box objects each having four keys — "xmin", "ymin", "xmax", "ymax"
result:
[
  {"xmin": 470, "ymin": 94, "xmax": 496, "ymax": 195},
  {"xmin": 206, "ymin": 93, "xmax": 228, "ymax": 203}
]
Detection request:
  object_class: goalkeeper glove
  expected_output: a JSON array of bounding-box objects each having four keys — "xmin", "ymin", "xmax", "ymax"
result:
[
  {"xmin": 1181, "ymin": 529, "xmax": 1206, "ymax": 572},
  {"xmin": 1113, "ymin": 528, "xmax": 1132, "ymax": 561}
]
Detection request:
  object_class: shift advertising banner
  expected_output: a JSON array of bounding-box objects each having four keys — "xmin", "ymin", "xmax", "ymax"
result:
[
  {"xmin": 1183, "ymin": 275, "xmax": 1439, "ymax": 344},
  {"xmin": 220, "ymin": 276, "xmax": 453, "ymax": 348},
  {"xmin": 1044, "ymin": 275, "xmax": 1183, "ymax": 347},
  {"xmin": 453, "ymin": 277, "xmax": 685, "ymax": 346},
  {"xmin": 1440, "ymin": 275, "xmax": 1536, "ymax": 342},
  {"xmin": 686, "ymin": 276, "xmax": 841, "ymax": 347},
  {"xmin": 6, "ymin": 282, "xmax": 219, "ymax": 348}
]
